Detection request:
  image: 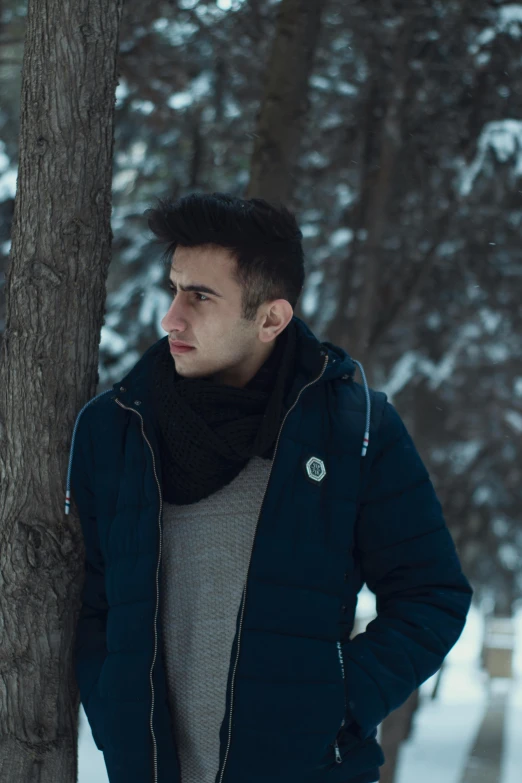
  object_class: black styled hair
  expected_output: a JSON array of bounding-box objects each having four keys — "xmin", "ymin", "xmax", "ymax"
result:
[{"xmin": 144, "ymin": 192, "xmax": 305, "ymax": 320}]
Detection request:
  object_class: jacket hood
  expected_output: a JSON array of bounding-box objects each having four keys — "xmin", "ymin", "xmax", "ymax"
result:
[{"xmin": 65, "ymin": 316, "xmax": 371, "ymax": 515}]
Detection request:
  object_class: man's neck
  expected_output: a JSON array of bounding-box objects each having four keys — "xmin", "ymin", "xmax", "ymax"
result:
[{"xmin": 210, "ymin": 339, "xmax": 277, "ymax": 388}]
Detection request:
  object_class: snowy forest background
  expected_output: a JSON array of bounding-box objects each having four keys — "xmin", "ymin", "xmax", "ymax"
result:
[{"xmin": 0, "ymin": 1, "xmax": 521, "ymax": 782}]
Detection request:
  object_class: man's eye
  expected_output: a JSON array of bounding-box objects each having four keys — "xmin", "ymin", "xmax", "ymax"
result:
[{"xmin": 168, "ymin": 286, "xmax": 209, "ymax": 303}]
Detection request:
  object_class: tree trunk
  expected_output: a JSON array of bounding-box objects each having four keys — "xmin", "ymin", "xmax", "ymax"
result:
[
  {"xmin": 493, "ymin": 572, "xmax": 515, "ymax": 617},
  {"xmin": 0, "ymin": 1, "xmax": 123, "ymax": 781},
  {"xmin": 326, "ymin": 17, "xmax": 413, "ymax": 381},
  {"xmin": 431, "ymin": 663, "xmax": 445, "ymax": 701},
  {"xmin": 379, "ymin": 690, "xmax": 420, "ymax": 783},
  {"xmin": 245, "ymin": 0, "xmax": 326, "ymax": 207}
]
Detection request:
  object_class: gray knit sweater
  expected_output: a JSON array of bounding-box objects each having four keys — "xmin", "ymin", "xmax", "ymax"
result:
[{"xmin": 160, "ymin": 456, "xmax": 273, "ymax": 783}]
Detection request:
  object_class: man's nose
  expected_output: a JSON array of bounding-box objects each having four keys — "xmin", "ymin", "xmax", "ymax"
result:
[{"xmin": 161, "ymin": 296, "xmax": 189, "ymax": 333}]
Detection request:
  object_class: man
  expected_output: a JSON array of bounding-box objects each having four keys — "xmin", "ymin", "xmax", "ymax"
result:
[{"xmin": 66, "ymin": 192, "xmax": 473, "ymax": 783}]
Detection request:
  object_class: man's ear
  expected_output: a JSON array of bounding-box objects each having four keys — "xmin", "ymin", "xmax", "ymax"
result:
[{"xmin": 258, "ymin": 299, "xmax": 293, "ymax": 343}]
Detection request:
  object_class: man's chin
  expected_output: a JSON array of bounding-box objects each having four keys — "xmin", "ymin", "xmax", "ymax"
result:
[{"xmin": 172, "ymin": 356, "xmax": 211, "ymax": 380}]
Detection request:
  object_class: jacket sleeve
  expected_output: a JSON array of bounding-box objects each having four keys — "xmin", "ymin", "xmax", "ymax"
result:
[
  {"xmin": 70, "ymin": 406, "xmax": 107, "ymax": 751},
  {"xmin": 341, "ymin": 400, "xmax": 473, "ymax": 738}
]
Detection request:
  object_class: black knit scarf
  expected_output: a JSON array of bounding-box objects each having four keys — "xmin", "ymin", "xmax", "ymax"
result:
[{"xmin": 152, "ymin": 321, "xmax": 297, "ymax": 505}]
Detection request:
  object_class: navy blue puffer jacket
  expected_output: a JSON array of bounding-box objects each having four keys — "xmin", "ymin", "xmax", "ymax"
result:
[{"xmin": 67, "ymin": 315, "xmax": 472, "ymax": 783}]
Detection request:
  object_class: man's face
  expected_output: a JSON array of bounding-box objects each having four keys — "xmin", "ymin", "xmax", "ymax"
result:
[{"xmin": 160, "ymin": 244, "xmax": 264, "ymax": 385}]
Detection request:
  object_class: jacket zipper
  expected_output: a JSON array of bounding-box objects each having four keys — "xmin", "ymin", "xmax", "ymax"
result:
[
  {"xmin": 334, "ymin": 640, "xmax": 347, "ymax": 764},
  {"xmin": 114, "ymin": 351, "xmax": 329, "ymax": 783},
  {"xmin": 113, "ymin": 398, "xmax": 163, "ymax": 783},
  {"xmin": 217, "ymin": 353, "xmax": 330, "ymax": 783},
  {"xmin": 334, "ymin": 733, "xmax": 343, "ymax": 764}
]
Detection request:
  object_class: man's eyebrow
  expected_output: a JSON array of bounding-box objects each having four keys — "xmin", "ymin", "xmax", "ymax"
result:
[{"xmin": 168, "ymin": 272, "xmax": 223, "ymax": 299}]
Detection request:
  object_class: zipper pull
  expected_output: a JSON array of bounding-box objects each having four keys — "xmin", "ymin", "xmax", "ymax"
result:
[{"xmin": 333, "ymin": 719, "xmax": 345, "ymax": 764}]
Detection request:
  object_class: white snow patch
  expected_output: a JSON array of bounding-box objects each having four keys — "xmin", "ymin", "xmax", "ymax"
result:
[
  {"xmin": 301, "ymin": 224, "xmax": 320, "ymax": 238},
  {"xmin": 224, "ymin": 98, "xmax": 241, "ymax": 119},
  {"xmin": 99, "ymin": 326, "xmax": 126, "ymax": 356},
  {"xmin": 301, "ymin": 270, "xmax": 323, "ymax": 317},
  {"xmin": 0, "ymin": 167, "xmax": 17, "ymax": 200},
  {"xmin": 301, "ymin": 150, "xmax": 330, "ymax": 168},
  {"xmin": 479, "ymin": 308, "xmax": 503, "ymax": 333},
  {"xmin": 131, "ymin": 99, "xmax": 155, "ymax": 115},
  {"xmin": 0, "ymin": 139, "xmax": 9, "ymax": 172},
  {"xmin": 448, "ymin": 440, "xmax": 483, "ymax": 474},
  {"xmin": 473, "ymin": 485, "xmax": 494, "ymax": 506},
  {"xmin": 0, "ymin": 139, "xmax": 17, "ymax": 199},
  {"xmin": 152, "ymin": 18, "xmax": 169, "ymax": 32},
  {"xmin": 382, "ymin": 328, "xmax": 474, "ymax": 397},
  {"xmin": 337, "ymin": 82, "xmax": 358, "ymax": 96},
  {"xmin": 499, "ymin": 5, "xmax": 522, "ymax": 37},
  {"xmin": 329, "ymin": 228, "xmax": 354, "ymax": 248},
  {"xmin": 457, "ymin": 120, "xmax": 522, "ymax": 197},
  {"xmin": 160, "ymin": 19, "xmax": 199, "ymax": 47},
  {"xmin": 381, "ymin": 352, "xmax": 417, "ymax": 401},
  {"xmin": 484, "ymin": 343, "xmax": 510, "ymax": 363},
  {"xmin": 310, "ymin": 75, "xmax": 330, "ymax": 91},
  {"xmin": 505, "ymin": 410, "xmax": 522, "ymax": 434},
  {"xmin": 168, "ymin": 72, "xmax": 212, "ymax": 111},
  {"xmin": 116, "ymin": 140, "xmax": 147, "ymax": 167},
  {"xmin": 335, "ymin": 183, "xmax": 355, "ymax": 208},
  {"xmin": 498, "ymin": 543, "xmax": 519, "ymax": 571},
  {"xmin": 112, "ymin": 169, "xmax": 137, "ymax": 193},
  {"xmin": 115, "ymin": 78, "xmax": 130, "ymax": 107}
]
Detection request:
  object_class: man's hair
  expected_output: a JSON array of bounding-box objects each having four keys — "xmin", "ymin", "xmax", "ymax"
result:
[{"xmin": 144, "ymin": 192, "xmax": 305, "ymax": 320}]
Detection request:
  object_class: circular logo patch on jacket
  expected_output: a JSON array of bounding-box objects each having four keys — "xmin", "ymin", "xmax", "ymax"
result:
[{"xmin": 305, "ymin": 456, "xmax": 327, "ymax": 483}]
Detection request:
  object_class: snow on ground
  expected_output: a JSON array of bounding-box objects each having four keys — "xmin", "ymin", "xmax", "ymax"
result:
[
  {"xmin": 501, "ymin": 610, "xmax": 522, "ymax": 783},
  {"xmin": 78, "ymin": 708, "xmax": 108, "ymax": 783},
  {"xmin": 77, "ymin": 603, "xmax": 522, "ymax": 783},
  {"xmin": 396, "ymin": 604, "xmax": 488, "ymax": 783},
  {"xmin": 396, "ymin": 605, "xmax": 522, "ymax": 783}
]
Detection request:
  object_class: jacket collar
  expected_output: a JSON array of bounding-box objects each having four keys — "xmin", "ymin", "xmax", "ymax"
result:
[
  {"xmin": 65, "ymin": 317, "xmax": 369, "ymax": 516},
  {"xmin": 111, "ymin": 315, "xmax": 357, "ymax": 411}
]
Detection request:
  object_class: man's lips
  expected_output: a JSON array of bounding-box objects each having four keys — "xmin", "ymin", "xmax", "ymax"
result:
[{"xmin": 169, "ymin": 340, "xmax": 195, "ymax": 353}]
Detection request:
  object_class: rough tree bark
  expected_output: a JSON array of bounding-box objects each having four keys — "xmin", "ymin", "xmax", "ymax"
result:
[
  {"xmin": 245, "ymin": 0, "xmax": 326, "ymax": 208},
  {"xmin": 0, "ymin": 1, "xmax": 123, "ymax": 781}
]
